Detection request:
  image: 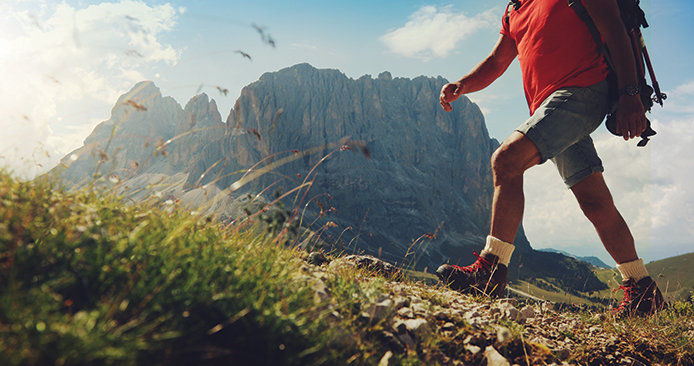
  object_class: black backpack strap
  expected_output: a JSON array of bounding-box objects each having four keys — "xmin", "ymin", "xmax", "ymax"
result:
[
  {"xmin": 568, "ymin": 0, "xmax": 616, "ymax": 73},
  {"xmin": 504, "ymin": 2, "xmax": 512, "ymax": 25}
]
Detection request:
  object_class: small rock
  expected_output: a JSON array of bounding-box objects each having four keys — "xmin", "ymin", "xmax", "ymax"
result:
[
  {"xmin": 592, "ymin": 313, "xmax": 606, "ymax": 322},
  {"xmin": 411, "ymin": 302, "xmax": 428, "ymax": 315},
  {"xmin": 499, "ymin": 302, "xmax": 521, "ymax": 322},
  {"xmin": 397, "ymin": 307, "xmax": 414, "ymax": 318},
  {"xmin": 475, "ymin": 304, "xmax": 491, "ymax": 311},
  {"xmin": 520, "ymin": 305, "xmax": 536, "ymax": 319},
  {"xmin": 484, "ymin": 346, "xmax": 510, "ymax": 366},
  {"xmin": 378, "ymin": 350, "xmax": 393, "ymax": 366},
  {"xmin": 392, "ymin": 319, "xmax": 407, "ymax": 334},
  {"xmin": 393, "ymin": 297, "xmax": 409, "ymax": 309},
  {"xmin": 369, "ymin": 299, "xmax": 393, "ymax": 320},
  {"xmin": 327, "ymin": 311, "xmax": 342, "ymax": 322},
  {"xmin": 307, "ymin": 251, "xmax": 328, "ymax": 265},
  {"xmin": 497, "ymin": 326, "xmax": 512, "ymax": 344},
  {"xmin": 404, "ymin": 318, "xmax": 430, "ymax": 336},
  {"xmin": 554, "ymin": 348, "xmax": 570, "ymax": 360},
  {"xmin": 377, "ymin": 293, "xmax": 391, "ymax": 302},
  {"xmin": 397, "ymin": 333, "xmax": 416, "ymax": 349},
  {"xmin": 311, "ymin": 279, "xmax": 330, "ymax": 303},
  {"xmin": 379, "ymin": 331, "xmax": 405, "ymax": 353},
  {"xmin": 541, "ymin": 301, "xmax": 556, "ymax": 313},
  {"xmin": 465, "ymin": 309, "xmax": 481, "ymax": 320},
  {"xmin": 498, "ymin": 298, "xmax": 518, "ymax": 307},
  {"xmin": 433, "ymin": 310, "xmax": 450, "ymax": 321},
  {"xmin": 331, "ymin": 254, "xmax": 399, "ymax": 277},
  {"xmin": 450, "ymin": 309, "xmax": 464, "ymax": 318},
  {"xmin": 442, "ymin": 322, "xmax": 456, "ymax": 331},
  {"xmin": 465, "ymin": 344, "xmax": 481, "ymax": 355}
]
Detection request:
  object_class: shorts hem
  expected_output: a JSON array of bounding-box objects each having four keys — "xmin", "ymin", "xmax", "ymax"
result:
[
  {"xmin": 515, "ymin": 128, "xmax": 549, "ymax": 164},
  {"xmin": 564, "ymin": 165, "xmax": 604, "ymax": 188}
]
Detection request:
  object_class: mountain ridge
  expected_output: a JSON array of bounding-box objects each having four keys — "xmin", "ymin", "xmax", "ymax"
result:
[
  {"xmin": 48, "ymin": 63, "xmax": 606, "ymax": 292},
  {"xmin": 539, "ymin": 248, "xmax": 612, "ymax": 269}
]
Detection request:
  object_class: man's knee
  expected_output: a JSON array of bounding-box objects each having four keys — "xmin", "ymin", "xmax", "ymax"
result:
[
  {"xmin": 571, "ymin": 173, "xmax": 617, "ymax": 222},
  {"xmin": 491, "ymin": 134, "xmax": 541, "ymax": 184},
  {"xmin": 491, "ymin": 147, "xmax": 522, "ymax": 183},
  {"xmin": 578, "ymin": 197, "xmax": 616, "ymax": 223}
]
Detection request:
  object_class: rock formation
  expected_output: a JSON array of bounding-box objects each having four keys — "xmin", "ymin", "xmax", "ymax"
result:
[{"xmin": 49, "ymin": 63, "xmax": 605, "ymax": 292}]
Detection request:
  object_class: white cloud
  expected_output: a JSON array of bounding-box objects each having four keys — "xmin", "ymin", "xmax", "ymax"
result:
[
  {"xmin": 0, "ymin": 1, "xmax": 181, "ymax": 178},
  {"xmin": 380, "ymin": 5, "xmax": 498, "ymax": 60},
  {"xmin": 672, "ymin": 80, "xmax": 694, "ymax": 96}
]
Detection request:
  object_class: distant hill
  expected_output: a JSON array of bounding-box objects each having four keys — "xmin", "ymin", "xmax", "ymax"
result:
[
  {"xmin": 512, "ymin": 252, "xmax": 694, "ymax": 305},
  {"xmin": 646, "ymin": 252, "xmax": 694, "ymax": 301},
  {"xmin": 539, "ymin": 248, "xmax": 612, "ymax": 269}
]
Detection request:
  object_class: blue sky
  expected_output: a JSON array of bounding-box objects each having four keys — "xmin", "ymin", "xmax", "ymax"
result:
[{"xmin": 1, "ymin": 0, "xmax": 692, "ymax": 265}]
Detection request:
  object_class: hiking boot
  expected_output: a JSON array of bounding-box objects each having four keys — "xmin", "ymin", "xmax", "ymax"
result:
[
  {"xmin": 613, "ymin": 276, "xmax": 666, "ymax": 318},
  {"xmin": 436, "ymin": 252, "xmax": 508, "ymax": 297}
]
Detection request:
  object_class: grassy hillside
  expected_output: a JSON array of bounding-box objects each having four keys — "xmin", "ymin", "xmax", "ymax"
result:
[
  {"xmin": 587, "ymin": 254, "xmax": 694, "ymax": 303},
  {"xmin": 1, "ymin": 171, "xmax": 693, "ymax": 365},
  {"xmin": 646, "ymin": 253, "xmax": 694, "ymax": 301},
  {"xmin": 504, "ymin": 252, "xmax": 694, "ymax": 306}
]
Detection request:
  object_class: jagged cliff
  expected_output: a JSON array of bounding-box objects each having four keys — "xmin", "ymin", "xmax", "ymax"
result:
[{"xmin": 50, "ymin": 63, "xmax": 605, "ymax": 291}]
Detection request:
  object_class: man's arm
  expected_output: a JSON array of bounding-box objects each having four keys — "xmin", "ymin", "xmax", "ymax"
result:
[
  {"xmin": 582, "ymin": 0, "xmax": 647, "ymax": 140},
  {"xmin": 440, "ymin": 34, "xmax": 517, "ymax": 112}
]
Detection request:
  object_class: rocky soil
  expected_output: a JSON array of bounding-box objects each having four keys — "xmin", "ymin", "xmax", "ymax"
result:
[{"xmin": 300, "ymin": 253, "xmax": 694, "ymax": 366}]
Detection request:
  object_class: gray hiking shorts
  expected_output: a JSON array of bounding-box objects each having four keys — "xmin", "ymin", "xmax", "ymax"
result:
[{"xmin": 515, "ymin": 80, "xmax": 610, "ymax": 188}]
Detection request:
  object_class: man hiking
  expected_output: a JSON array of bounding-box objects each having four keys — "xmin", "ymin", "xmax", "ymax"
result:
[{"xmin": 436, "ymin": 0, "xmax": 665, "ymax": 317}]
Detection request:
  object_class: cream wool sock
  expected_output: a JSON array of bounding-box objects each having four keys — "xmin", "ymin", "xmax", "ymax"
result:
[
  {"xmin": 480, "ymin": 235, "xmax": 515, "ymax": 266},
  {"xmin": 617, "ymin": 258, "xmax": 649, "ymax": 281}
]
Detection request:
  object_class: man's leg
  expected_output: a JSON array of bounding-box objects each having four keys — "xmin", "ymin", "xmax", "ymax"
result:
[
  {"xmin": 569, "ymin": 172, "xmax": 638, "ymax": 264},
  {"xmin": 489, "ymin": 131, "xmax": 542, "ymax": 243},
  {"xmin": 436, "ymin": 131, "xmax": 540, "ymax": 296},
  {"xmin": 571, "ymin": 172, "xmax": 664, "ymax": 316}
]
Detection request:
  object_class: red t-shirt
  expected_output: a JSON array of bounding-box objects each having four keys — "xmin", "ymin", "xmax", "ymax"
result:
[{"xmin": 501, "ymin": 0, "xmax": 608, "ymax": 114}]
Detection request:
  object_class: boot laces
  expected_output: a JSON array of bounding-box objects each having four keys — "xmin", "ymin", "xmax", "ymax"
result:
[
  {"xmin": 451, "ymin": 252, "xmax": 492, "ymax": 273},
  {"xmin": 614, "ymin": 284, "xmax": 636, "ymax": 312}
]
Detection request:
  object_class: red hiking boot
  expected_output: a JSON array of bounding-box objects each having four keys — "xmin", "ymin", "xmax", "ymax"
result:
[
  {"xmin": 436, "ymin": 252, "xmax": 508, "ymax": 297},
  {"xmin": 613, "ymin": 276, "xmax": 666, "ymax": 318}
]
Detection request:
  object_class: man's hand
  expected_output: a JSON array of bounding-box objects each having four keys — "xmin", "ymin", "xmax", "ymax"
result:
[
  {"xmin": 615, "ymin": 95, "xmax": 647, "ymax": 140},
  {"xmin": 438, "ymin": 34, "xmax": 517, "ymax": 112},
  {"xmin": 439, "ymin": 82, "xmax": 462, "ymax": 112}
]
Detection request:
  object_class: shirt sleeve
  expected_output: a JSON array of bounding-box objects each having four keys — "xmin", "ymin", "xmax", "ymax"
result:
[{"xmin": 500, "ymin": 8, "xmax": 510, "ymax": 36}]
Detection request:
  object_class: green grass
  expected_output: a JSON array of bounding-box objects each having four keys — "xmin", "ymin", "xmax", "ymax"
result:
[
  {"xmin": 0, "ymin": 171, "xmax": 517, "ymax": 365},
  {"xmin": 568, "ymin": 301, "xmax": 694, "ymax": 365},
  {"xmin": 0, "ymin": 171, "xmax": 345, "ymax": 365},
  {"xmin": 1, "ymin": 170, "xmax": 692, "ymax": 365},
  {"xmin": 511, "ymin": 280, "xmax": 598, "ymax": 305}
]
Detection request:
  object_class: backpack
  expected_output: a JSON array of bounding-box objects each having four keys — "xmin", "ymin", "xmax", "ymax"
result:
[{"xmin": 569, "ymin": 0, "xmax": 665, "ymax": 147}]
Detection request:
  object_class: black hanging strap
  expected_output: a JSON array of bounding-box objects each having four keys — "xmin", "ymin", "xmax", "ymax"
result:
[{"xmin": 568, "ymin": 0, "xmax": 617, "ymax": 73}]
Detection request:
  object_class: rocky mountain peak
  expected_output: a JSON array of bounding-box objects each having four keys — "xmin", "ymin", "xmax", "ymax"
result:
[
  {"xmin": 378, "ymin": 71, "xmax": 393, "ymax": 80},
  {"xmin": 182, "ymin": 93, "xmax": 222, "ymax": 131},
  {"xmin": 113, "ymin": 80, "xmax": 163, "ymax": 109}
]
